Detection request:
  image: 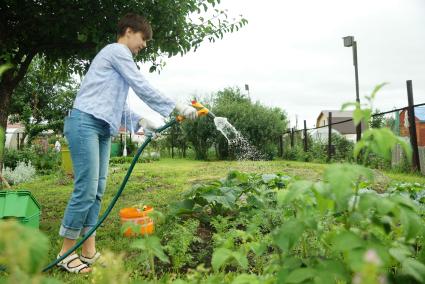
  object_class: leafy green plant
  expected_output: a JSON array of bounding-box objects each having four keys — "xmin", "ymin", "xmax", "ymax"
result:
[
  {"xmin": 0, "ymin": 220, "xmax": 62, "ymax": 283},
  {"xmin": 90, "ymin": 250, "xmax": 130, "ymax": 284},
  {"xmin": 342, "ymin": 83, "xmax": 412, "ymax": 166},
  {"xmin": 130, "ymin": 235, "xmax": 169, "ymax": 279},
  {"xmin": 163, "ymin": 219, "xmax": 202, "ymax": 271}
]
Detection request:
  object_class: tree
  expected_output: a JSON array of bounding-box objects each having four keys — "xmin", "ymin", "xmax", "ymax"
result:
[
  {"xmin": 9, "ymin": 56, "xmax": 77, "ymax": 144},
  {"xmin": 161, "ymin": 111, "xmax": 189, "ymax": 158},
  {"xmin": 370, "ymin": 109, "xmax": 385, "ymax": 129},
  {"xmin": 182, "ymin": 112, "xmax": 217, "ymax": 160},
  {"xmin": 0, "ymin": 0, "xmax": 247, "ymax": 169}
]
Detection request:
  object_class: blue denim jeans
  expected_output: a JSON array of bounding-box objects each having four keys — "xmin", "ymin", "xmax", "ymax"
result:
[{"xmin": 60, "ymin": 109, "xmax": 111, "ymax": 239}]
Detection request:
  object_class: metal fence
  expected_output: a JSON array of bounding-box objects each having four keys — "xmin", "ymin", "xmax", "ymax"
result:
[{"xmin": 279, "ymin": 80, "xmax": 425, "ymax": 173}]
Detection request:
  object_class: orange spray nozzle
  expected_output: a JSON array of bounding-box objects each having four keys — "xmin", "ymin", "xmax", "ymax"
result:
[
  {"xmin": 176, "ymin": 101, "xmax": 215, "ymax": 122},
  {"xmin": 192, "ymin": 100, "xmax": 215, "ymax": 119}
]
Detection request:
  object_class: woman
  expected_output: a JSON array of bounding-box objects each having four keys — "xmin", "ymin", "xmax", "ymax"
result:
[{"xmin": 57, "ymin": 13, "xmax": 197, "ymax": 273}]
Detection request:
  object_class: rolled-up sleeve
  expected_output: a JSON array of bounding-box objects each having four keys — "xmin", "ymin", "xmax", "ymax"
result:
[{"xmin": 110, "ymin": 46, "xmax": 175, "ymax": 117}]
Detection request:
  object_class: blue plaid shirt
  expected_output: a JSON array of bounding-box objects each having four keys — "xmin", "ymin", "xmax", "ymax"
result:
[{"xmin": 73, "ymin": 43, "xmax": 175, "ymax": 135}]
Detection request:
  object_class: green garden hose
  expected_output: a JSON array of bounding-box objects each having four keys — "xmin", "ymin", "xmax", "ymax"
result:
[{"xmin": 42, "ymin": 118, "xmax": 178, "ymax": 272}]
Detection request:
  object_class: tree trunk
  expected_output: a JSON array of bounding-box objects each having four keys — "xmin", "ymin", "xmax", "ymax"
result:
[
  {"xmin": 0, "ymin": 80, "xmax": 13, "ymax": 174},
  {"xmin": 0, "ymin": 51, "xmax": 37, "ymax": 173}
]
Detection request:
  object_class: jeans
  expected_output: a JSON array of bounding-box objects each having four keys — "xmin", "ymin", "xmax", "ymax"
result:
[{"xmin": 60, "ymin": 108, "xmax": 111, "ymax": 240}]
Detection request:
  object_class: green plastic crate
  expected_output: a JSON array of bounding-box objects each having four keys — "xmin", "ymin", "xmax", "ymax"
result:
[{"xmin": 0, "ymin": 190, "xmax": 41, "ymax": 229}]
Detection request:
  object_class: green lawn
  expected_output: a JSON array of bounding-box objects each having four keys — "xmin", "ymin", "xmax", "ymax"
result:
[{"xmin": 7, "ymin": 158, "xmax": 425, "ymax": 283}]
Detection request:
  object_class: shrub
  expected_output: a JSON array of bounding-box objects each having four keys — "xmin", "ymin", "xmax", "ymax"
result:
[
  {"xmin": 2, "ymin": 161, "xmax": 36, "ymax": 185},
  {"xmin": 3, "ymin": 148, "xmax": 37, "ymax": 170},
  {"xmin": 3, "ymin": 146, "xmax": 60, "ymax": 174}
]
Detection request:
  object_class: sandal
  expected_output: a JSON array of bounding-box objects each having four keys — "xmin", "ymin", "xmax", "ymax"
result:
[
  {"xmin": 57, "ymin": 253, "xmax": 90, "ymax": 273},
  {"xmin": 80, "ymin": 251, "xmax": 102, "ymax": 266}
]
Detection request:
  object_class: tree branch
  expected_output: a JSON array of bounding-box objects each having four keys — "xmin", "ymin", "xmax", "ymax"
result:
[{"xmin": 10, "ymin": 50, "xmax": 37, "ymax": 88}]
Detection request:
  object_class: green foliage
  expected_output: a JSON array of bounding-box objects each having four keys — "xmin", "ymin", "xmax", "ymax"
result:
[
  {"xmin": 182, "ymin": 107, "xmax": 217, "ymax": 160},
  {"xmin": 9, "ymin": 56, "xmax": 77, "ymax": 142},
  {"xmin": 1, "ymin": 0, "xmax": 247, "ymax": 74},
  {"xmin": 211, "ymin": 247, "xmax": 248, "ymax": 272},
  {"xmin": 161, "ymin": 110, "xmax": 190, "ymax": 158},
  {"xmin": 164, "ymin": 91, "xmax": 424, "ymax": 282},
  {"xmin": 0, "ymin": 220, "xmax": 61, "ymax": 283},
  {"xmin": 90, "ymin": 250, "xmax": 130, "ymax": 284},
  {"xmin": 283, "ymin": 133, "xmax": 354, "ymax": 163},
  {"xmin": 370, "ymin": 109, "xmax": 385, "ymax": 129},
  {"xmin": 354, "ymin": 128, "xmax": 412, "ymax": 163},
  {"xmin": 163, "ymin": 219, "xmax": 202, "ymax": 270},
  {"xmin": 3, "ymin": 145, "xmax": 60, "ymax": 174},
  {"xmin": 131, "ymin": 235, "xmax": 169, "ymax": 278},
  {"xmin": 0, "ymin": 63, "xmax": 13, "ymax": 76},
  {"xmin": 0, "ymin": 127, "xmax": 4, "ymax": 162},
  {"xmin": 342, "ymin": 82, "xmax": 388, "ymax": 127}
]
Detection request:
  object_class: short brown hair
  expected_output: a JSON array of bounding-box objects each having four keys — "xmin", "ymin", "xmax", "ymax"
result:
[{"xmin": 117, "ymin": 13, "xmax": 152, "ymax": 40}]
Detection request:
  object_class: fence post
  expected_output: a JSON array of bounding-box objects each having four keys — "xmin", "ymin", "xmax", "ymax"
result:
[
  {"xmin": 407, "ymin": 80, "xmax": 421, "ymax": 172},
  {"xmin": 328, "ymin": 112, "xmax": 332, "ymax": 162},
  {"xmin": 303, "ymin": 120, "xmax": 308, "ymax": 152},
  {"xmin": 279, "ymin": 134, "xmax": 283, "ymax": 157},
  {"xmin": 291, "ymin": 128, "xmax": 295, "ymax": 148}
]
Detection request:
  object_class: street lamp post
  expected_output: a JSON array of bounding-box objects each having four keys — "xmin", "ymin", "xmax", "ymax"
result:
[
  {"xmin": 343, "ymin": 35, "xmax": 361, "ymax": 142},
  {"xmin": 245, "ymin": 84, "xmax": 250, "ymax": 99}
]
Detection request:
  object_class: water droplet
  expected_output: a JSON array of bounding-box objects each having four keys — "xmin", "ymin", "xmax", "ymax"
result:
[{"xmin": 214, "ymin": 117, "xmax": 265, "ymax": 160}]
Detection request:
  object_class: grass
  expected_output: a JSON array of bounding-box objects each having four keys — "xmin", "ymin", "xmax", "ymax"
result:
[{"xmin": 6, "ymin": 158, "xmax": 425, "ymax": 283}]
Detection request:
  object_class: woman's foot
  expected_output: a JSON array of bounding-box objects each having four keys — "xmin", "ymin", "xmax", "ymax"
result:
[
  {"xmin": 57, "ymin": 253, "xmax": 91, "ymax": 273},
  {"xmin": 80, "ymin": 251, "xmax": 102, "ymax": 266}
]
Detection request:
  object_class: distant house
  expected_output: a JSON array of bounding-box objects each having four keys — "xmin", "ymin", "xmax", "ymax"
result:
[
  {"xmin": 399, "ymin": 107, "xmax": 425, "ymax": 146},
  {"xmin": 316, "ymin": 110, "xmax": 367, "ymax": 142}
]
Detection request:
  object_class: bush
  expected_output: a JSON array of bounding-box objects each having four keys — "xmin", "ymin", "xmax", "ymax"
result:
[
  {"xmin": 3, "ymin": 145, "xmax": 60, "ymax": 174},
  {"xmin": 2, "ymin": 161, "xmax": 36, "ymax": 185},
  {"xmin": 3, "ymin": 148, "xmax": 37, "ymax": 170}
]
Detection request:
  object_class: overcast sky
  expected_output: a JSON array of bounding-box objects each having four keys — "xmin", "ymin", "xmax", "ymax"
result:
[{"xmin": 129, "ymin": 0, "xmax": 425, "ymax": 128}]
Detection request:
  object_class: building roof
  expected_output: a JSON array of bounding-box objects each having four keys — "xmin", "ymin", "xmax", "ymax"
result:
[
  {"xmin": 316, "ymin": 110, "xmax": 367, "ymax": 135},
  {"xmin": 6, "ymin": 122, "xmax": 24, "ymax": 129},
  {"xmin": 317, "ymin": 110, "xmax": 354, "ymax": 120}
]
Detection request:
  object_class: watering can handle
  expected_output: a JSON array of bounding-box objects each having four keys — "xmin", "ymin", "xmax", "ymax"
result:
[{"xmin": 176, "ymin": 101, "xmax": 210, "ymax": 122}]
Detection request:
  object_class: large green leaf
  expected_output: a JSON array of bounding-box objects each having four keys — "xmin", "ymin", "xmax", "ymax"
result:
[
  {"xmin": 231, "ymin": 274, "xmax": 260, "ymax": 284},
  {"xmin": 211, "ymin": 247, "xmax": 248, "ymax": 271},
  {"xmin": 389, "ymin": 246, "xmax": 412, "ymax": 263},
  {"xmin": 324, "ymin": 164, "xmax": 373, "ymax": 210},
  {"xmin": 402, "ymin": 258, "xmax": 425, "ymax": 283},
  {"xmin": 398, "ymin": 206, "xmax": 424, "ymax": 241},
  {"xmin": 273, "ymin": 220, "xmax": 305, "ymax": 252},
  {"xmin": 277, "ymin": 181, "xmax": 313, "ymax": 206},
  {"xmin": 131, "ymin": 236, "xmax": 169, "ymax": 263},
  {"xmin": 331, "ymin": 230, "xmax": 364, "ymax": 252},
  {"xmin": 285, "ymin": 268, "xmax": 317, "ymax": 283}
]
